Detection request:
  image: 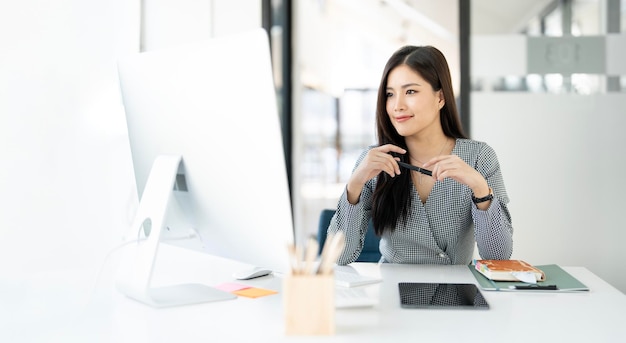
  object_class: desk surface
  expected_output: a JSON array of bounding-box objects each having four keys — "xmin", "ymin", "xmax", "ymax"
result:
[{"xmin": 4, "ymin": 244, "xmax": 626, "ymax": 342}]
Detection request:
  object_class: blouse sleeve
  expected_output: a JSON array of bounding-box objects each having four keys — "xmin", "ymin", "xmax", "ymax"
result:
[
  {"xmin": 472, "ymin": 143, "xmax": 514, "ymax": 259},
  {"xmin": 327, "ymin": 148, "xmax": 375, "ymax": 265}
]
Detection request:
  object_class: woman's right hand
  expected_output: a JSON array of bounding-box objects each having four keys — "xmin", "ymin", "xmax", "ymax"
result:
[{"xmin": 346, "ymin": 144, "xmax": 406, "ymax": 204}]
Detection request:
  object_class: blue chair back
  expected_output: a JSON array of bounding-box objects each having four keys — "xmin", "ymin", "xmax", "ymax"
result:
[{"xmin": 317, "ymin": 209, "xmax": 381, "ymax": 262}]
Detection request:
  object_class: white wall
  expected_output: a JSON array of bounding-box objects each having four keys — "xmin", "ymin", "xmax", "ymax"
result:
[
  {"xmin": 1, "ymin": 1, "xmax": 139, "ymax": 339},
  {"xmin": 0, "ymin": 0, "xmax": 139, "ymax": 275},
  {"xmin": 0, "ymin": 1, "xmax": 262, "ymax": 340},
  {"xmin": 472, "ymin": 93, "xmax": 626, "ymax": 293},
  {"xmin": 0, "ymin": 0, "xmax": 261, "ymax": 275},
  {"xmin": 141, "ymin": 0, "xmax": 261, "ymax": 51}
]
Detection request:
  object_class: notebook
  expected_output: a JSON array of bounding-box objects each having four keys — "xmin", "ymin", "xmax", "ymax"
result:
[{"xmin": 469, "ymin": 264, "xmax": 589, "ymax": 292}]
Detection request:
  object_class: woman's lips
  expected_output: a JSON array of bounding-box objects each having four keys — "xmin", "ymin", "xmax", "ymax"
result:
[{"xmin": 394, "ymin": 115, "xmax": 413, "ymax": 123}]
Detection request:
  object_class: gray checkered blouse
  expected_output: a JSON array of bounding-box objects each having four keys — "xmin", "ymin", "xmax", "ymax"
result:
[{"xmin": 328, "ymin": 139, "xmax": 514, "ymax": 265}]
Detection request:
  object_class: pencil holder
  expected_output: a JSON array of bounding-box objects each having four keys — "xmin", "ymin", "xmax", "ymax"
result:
[{"xmin": 283, "ymin": 274, "xmax": 335, "ymax": 335}]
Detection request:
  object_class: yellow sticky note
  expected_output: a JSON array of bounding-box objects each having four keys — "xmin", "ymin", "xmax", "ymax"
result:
[{"xmin": 233, "ymin": 287, "xmax": 278, "ymax": 298}]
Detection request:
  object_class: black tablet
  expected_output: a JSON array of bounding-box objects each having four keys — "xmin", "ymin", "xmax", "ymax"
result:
[{"xmin": 398, "ymin": 282, "xmax": 489, "ymax": 309}]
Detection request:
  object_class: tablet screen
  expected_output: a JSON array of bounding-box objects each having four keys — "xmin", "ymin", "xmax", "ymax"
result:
[{"xmin": 398, "ymin": 283, "xmax": 489, "ymax": 309}]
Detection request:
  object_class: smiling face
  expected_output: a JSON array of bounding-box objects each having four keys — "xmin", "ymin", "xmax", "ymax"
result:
[{"xmin": 385, "ymin": 64, "xmax": 444, "ymax": 139}]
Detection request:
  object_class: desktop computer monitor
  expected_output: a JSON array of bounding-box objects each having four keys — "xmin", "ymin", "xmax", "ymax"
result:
[{"xmin": 115, "ymin": 29, "xmax": 294, "ymax": 307}]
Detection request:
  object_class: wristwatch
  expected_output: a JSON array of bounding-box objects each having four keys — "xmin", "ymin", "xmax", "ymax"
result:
[{"xmin": 472, "ymin": 188, "xmax": 493, "ymax": 204}]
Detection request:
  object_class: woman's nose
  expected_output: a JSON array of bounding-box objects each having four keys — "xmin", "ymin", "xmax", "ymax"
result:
[{"xmin": 393, "ymin": 95, "xmax": 406, "ymax": 111}]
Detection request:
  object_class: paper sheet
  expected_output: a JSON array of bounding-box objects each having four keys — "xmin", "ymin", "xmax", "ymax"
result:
[{"xmin": 511, "ymin": 272, "xmax": 538, "ymax": 284}]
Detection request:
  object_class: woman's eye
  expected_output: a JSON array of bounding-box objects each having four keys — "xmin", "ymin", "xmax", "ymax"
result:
[
  {"xmin": 406, "ymin": 89, "xmax": 417, "ymax": 94},
  {"xmin": 386, "ymin": 92, "xmax": 394, "ymax": 98}
]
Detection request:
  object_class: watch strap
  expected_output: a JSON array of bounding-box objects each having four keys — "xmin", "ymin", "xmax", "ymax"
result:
[{"xmin": 472, "ymin": 188, "xmax": 493, "ymax": 204}]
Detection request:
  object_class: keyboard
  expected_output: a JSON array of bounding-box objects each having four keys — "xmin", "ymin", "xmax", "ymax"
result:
[
  {"xmin": 335, "ymin": 287, "xmax": 378, "ymax": 308},
  {"xmin": 333, "ymin": 269, "xmax": 382, "ymax": 288}
]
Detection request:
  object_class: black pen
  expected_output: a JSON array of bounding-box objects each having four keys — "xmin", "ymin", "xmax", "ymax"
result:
[
  {"xmin": 397, "ymin": 161, "xmax": 433, "ymax": 177},
  {"xmin": 510, "ymin": 284, "xmax": 558, "ymax": 290}
]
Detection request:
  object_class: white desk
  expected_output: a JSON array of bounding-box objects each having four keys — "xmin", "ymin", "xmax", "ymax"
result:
[{"xmin": 4, "ymin": 244, "xmax": 625, "ymax": 342}]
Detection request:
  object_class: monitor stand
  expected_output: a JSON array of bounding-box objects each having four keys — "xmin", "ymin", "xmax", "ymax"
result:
[{"xmin": 115, "ymin": 154, "xmax": 236, "ymax": 308}]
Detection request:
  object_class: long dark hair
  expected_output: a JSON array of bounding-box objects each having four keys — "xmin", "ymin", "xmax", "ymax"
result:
[{"xmin": 372, "ymin": 45, "xmax": 467, "ymax": 235}]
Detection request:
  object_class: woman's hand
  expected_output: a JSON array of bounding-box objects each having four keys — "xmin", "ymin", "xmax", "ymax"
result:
[
  {"xmin": 346, "ymin": 144, "xmax": 406, "ymax": 204},
  {"xmin": 353, "ymin": 144, "xmax": 406, "ymax": 183},
  {"xmin": 422, "ymin": 155, "xmax": 489, "ymax": 197}
]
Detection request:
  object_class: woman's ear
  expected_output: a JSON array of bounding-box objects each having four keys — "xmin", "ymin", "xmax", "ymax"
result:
[{"xmin": 438, "ymin": 91, "xmax": 445, "ymax": 109}]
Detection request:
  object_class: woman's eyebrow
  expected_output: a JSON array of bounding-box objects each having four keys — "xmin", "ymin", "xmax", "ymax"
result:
[{"xmin": 386, "ymin": 82, "xmax": 422, "ymax": 90}]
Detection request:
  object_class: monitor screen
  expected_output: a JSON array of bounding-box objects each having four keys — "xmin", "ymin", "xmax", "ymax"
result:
[{"xmin": 115, "ymin": 29, "xmax": 294, "ymax": 307}]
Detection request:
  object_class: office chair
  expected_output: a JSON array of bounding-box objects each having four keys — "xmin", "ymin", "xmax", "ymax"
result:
[{"xmin": 317, "ymin": 209, "xmax": 382, "ymax": 262}]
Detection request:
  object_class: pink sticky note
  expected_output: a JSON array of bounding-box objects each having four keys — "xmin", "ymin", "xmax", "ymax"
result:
[{"xmin": 215, "ymin": 282, "xmax": 252, "ymax": 292}]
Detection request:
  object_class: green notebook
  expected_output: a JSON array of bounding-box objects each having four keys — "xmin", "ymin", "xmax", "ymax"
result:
[{"xmin": 469, "ymin": 264, "xmax": 589, "ymax": 292}]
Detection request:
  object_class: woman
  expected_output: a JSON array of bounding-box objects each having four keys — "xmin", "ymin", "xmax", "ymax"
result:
[{"xmin": 328, "ymin": 45, "xmax": 513, "ymax": 265}]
